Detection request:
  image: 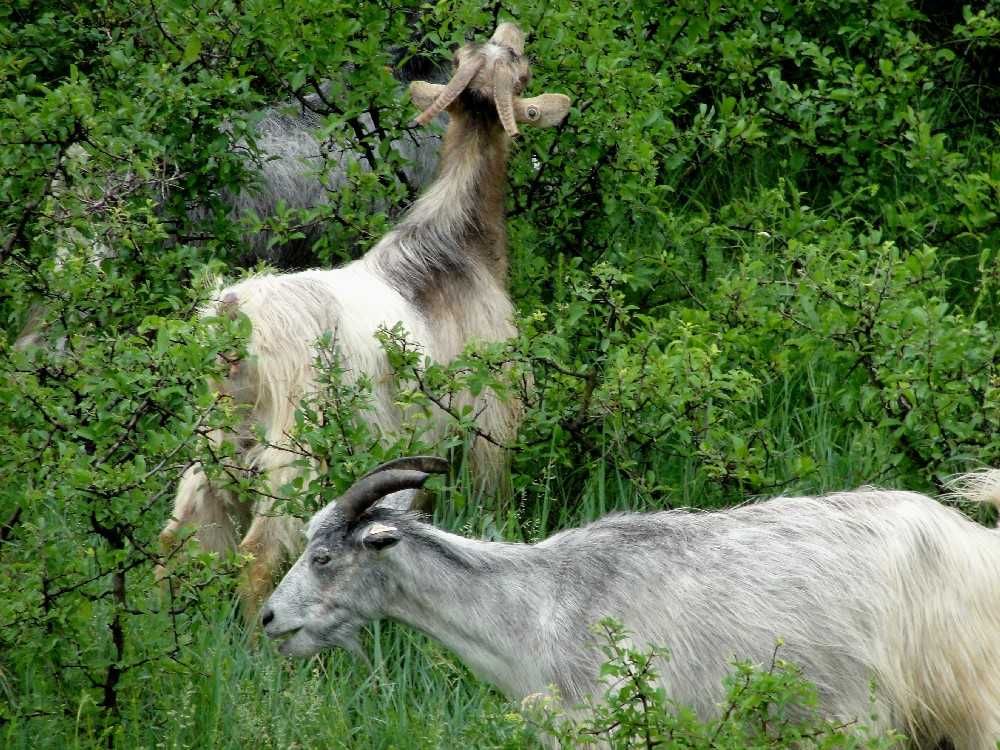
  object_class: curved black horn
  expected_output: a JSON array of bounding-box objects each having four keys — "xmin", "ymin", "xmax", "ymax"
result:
[
  {"xmin": 337, "ymin": 457, "xmax": 450, "ymax": 520},
  {"xmin": 337, "ymin": 470, "xmax": 435, "ymax": 521},
  {"xmin": 361, "ymin": 455, "xmax": 450, "ymax": 479}
]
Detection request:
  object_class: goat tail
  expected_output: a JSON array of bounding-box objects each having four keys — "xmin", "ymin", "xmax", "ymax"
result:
[{"xmin": 945, "ymin": 468, "xmax": 1000, "ymax": 519}]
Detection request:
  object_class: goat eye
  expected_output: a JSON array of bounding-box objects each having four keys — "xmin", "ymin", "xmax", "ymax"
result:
[
  {"xmin": 311, "ymin": 552, "xmax": 331, "ymax": 567},
  {"xmin": 526, "ymin": 106, "xmax": 539, "ymax": 120}
]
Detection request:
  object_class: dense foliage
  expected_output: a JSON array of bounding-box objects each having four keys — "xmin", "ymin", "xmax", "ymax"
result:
[{"xmin": 1, "ymin": 0, "xmax": 997, "ymax": 746}]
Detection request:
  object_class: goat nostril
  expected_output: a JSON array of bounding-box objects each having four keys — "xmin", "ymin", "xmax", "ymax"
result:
[{"xmin": 261, "ymin": 607, "xmax": 274, "ymax": 628}]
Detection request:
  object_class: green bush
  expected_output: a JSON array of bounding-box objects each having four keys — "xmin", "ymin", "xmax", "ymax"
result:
[{"xmin": 1, "ymin": 0, "xmax": 997, "ymax": 746}]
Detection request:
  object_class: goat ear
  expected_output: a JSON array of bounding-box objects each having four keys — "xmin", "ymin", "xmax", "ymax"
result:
[
  {"xmin": 373, "ymin": 488, "xmax": 423, "ymax": 512},
  {"xmin": 410, "ymin": 81, "xmax": 445, "ymax": 113},
  {"xmin": 514, "ymin": 94, "xmax": 572, "ymax": 127},
  {"xmin": 360, "ymin": 522, "xmax": 401, "ymax": 551}
]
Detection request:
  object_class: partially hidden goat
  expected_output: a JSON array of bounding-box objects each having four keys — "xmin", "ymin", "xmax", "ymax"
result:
[
  {"xmin": 160, "ymin": 23, "xmax": 572, "ymax": 613},
  {"xmin": 263, "ymin": 461, "xmax": 1000, "ymax": 750},
  {"xmin": 203, "ymin": 81, "xmax": 442, "ymax": 269},
  {"xmin": 11, "ymin": 68, "xmax": 440, "ymax": 351}
]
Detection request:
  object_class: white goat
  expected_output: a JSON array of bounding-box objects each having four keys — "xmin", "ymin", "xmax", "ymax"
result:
[
  {"xmin": 160, "ymin": 23, "xmax": 572, "ymax": 611},
  {"xmin": 263, "ymin": 462, "xmax": 1000, "ymax": 750}
]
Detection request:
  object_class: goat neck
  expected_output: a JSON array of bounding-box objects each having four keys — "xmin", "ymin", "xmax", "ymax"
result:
[
  {"xmin": 367, "ymin": 93, "xmax": 515, "ymax": 316},
  {"xmin": 367, "ymin": 22, "xmax": 570, "ymax": 315},
  {"xmin": 380, "ymin": 522, "xmax": 555, "ymax": 698},
  {"xmin": 408, "ymin": 107, "xmax": 511, "ymax": 278}
]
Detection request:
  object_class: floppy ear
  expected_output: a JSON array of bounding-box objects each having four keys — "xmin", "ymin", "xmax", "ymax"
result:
[
  {"xmin": 373, "ymin": 488, "xmax": 425, "ymax": 513},
  {"xmin": 514, "ymin": 93, "xmax": 571, "ymax": 127},
  {"xmin": 360, "ymin": 522, "xmax": 401, "ymax": 551}
]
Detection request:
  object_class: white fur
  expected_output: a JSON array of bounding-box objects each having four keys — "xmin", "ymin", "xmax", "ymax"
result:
[
  {"xmin": 162, "ymin": 21, "xmax": 572, "ymax": 613},
  {"xmin": 162, "ymin": 97, "xmax": 524, "ymax": 613},
  {"xmin": 161, "ymin": 256, "xmax": 517, "ymax": 605}
]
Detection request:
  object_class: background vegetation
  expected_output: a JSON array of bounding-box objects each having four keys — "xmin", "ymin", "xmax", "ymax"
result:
[{"xmin": 1, "ymin": 0, "xmax": 998, "ymax": 746}]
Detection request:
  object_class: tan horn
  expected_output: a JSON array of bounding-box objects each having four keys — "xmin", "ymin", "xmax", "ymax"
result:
[
  {"xmin": 409, "ymin": 81, "xmax": 445, "ymax": 111},
  {"xmin": 413, "ymin": 56, "xmax": 485, "ymax": 126},
  {"xmin": 493, "ymin": 61, "xmax": 519, "ymax": 137}
]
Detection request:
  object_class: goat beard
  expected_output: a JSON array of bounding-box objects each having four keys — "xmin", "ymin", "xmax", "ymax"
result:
[{"xmin": 313, "ymin": 614, "xmax": 369, "ymax": 663}]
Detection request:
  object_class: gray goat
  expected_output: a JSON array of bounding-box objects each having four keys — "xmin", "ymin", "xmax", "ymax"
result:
[
  {"xmin": 263, "ymin": 460, "xmax": 1000, "ymax": 749},
  {"xmin": 209, "ymin": 89, "xmax": 440, "ymax": 268},
  {"xmin": 12, "ymin": 60, "xmax": 441, "ymax": 351}
]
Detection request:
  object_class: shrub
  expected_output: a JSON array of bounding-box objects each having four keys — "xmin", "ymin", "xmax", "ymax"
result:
[{"xmin": 1, "ymin": 0, "xmax": 997, "ymax": 744}]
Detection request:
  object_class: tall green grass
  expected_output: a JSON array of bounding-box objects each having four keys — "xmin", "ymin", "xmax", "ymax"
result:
[{"xmin": 2, "ymin": 362, "xmax": 941, "ymax": 749}]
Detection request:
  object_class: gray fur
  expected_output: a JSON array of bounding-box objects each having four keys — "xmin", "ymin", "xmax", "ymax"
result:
[
  {"xmin": 177, "ymin": 89, "xmax": 440, "ymax": 269},
  {"xmin": 218, "ymin": 101, "xmax": 440, "ymax": 267},
  {"xmin": 11, "ymin": 81, "xmax": 441, "ymax": 350},
  {"xmin": 265, "ymin": 476, "xmax": 1000, "ymax": 749}
]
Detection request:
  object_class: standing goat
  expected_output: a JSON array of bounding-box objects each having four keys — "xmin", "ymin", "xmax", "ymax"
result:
[
  {"xmin": 160, "ymin": 24, "xmax": 571, "ymax": 612},
  {"xmin": 264, "ymin": 460, "xmax": 1000, "ymax": 750},
  {"xmin": 204, "ymin": 81, "xmax": 442, "ymax": 269}
]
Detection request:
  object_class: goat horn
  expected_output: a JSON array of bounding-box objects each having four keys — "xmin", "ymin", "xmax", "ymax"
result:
[
  {"xmin": 413, "ymin": 56, "xmax": 485, "ymax": 126},
  {"xmin": 493, "ymin": 61, "xmax": 519, "ymax": 137},
  {"xmin": 337, "ymin": 469, "xmax": 439, "ymax": 521},
  {"xmin": 361, "ymin": 455, "xmax": 450, "ymax": 479}
]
